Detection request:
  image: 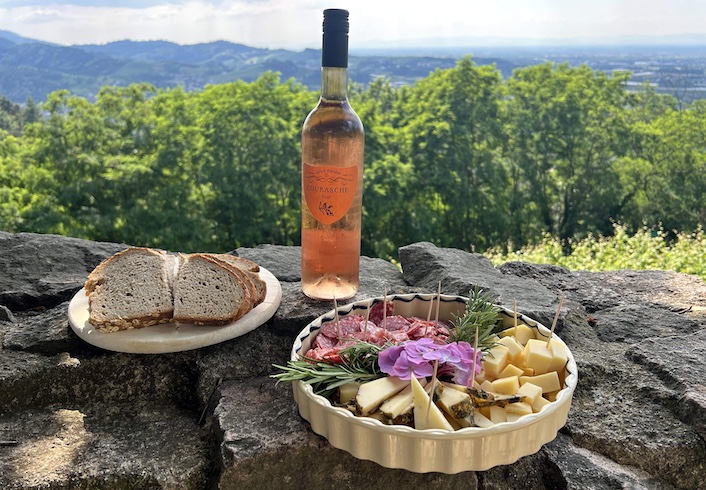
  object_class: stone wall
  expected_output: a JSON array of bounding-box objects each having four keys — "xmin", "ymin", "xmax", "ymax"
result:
[{"xmin": 1, "ymin": 231, "xmax": 705, "ymax": 489}]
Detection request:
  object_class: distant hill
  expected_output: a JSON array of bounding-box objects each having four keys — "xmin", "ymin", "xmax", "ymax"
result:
[{"xmin": 0, "ymin": 32, "xmax": 515, "ymax": 104}]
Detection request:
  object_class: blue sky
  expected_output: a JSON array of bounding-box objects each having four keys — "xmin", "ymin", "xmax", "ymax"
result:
[{"xmin": 0, "ymin": 0, "xmax": 705, "ymax": 48}]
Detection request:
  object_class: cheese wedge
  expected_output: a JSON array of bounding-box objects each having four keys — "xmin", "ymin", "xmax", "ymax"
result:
[
  {"xmin": 380, "ymin": 379, "xmax": 425, "ymax": 419},
  {"xmin": 356, "ymin": 376, "xmax": 408, "ymax": 415},
  {"xmin": 411, "ymin": 376, "xmax": 454, "ymax": 431},
  {"xmin": 436, "ymin": 384, "xmax": 473, "ymax": 419},
  {"xmin": 339, "ymin": 381, "xmax": 361, "ymax": 405}
]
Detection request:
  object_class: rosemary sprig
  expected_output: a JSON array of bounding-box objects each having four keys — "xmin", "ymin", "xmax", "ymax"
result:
[
  {"xmin": 448, "ymin": 286, "xmax": 502, "ymax": 351},
  {"xmin": 272, "ymin": 341, "xmax": 387, "ymax": 398}
]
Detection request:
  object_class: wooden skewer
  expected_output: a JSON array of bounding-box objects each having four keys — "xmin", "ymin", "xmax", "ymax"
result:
[
  {"xmin": 382, "ymin": 288, "xmax": 388, "ymax": 330},
  {"xmin": 424, "ymin": 281, "xmax": 442, "ymax": 336},
  {"xmin": 425, "ymin": 292, "xmax": 434, "ymax": 323},
  {"xmin": 363, "ymin": 302, "xmax": 371, "ymax": 341},
  {"xmin": 470, "ymin": 327, "xmax": 479, "ymax": 388},
  {"xmin": 513, "ymin": 298, "xmax": 519, "ymax": 343},
  {"xmin": 546, "ymin": 294, "xmax": 565, "ymax": 346},
  {"xmin": 334, "ymin": 297, "xmax": 341, "ymax": 340},
  {"xmin": 426, "ymin": 359, "xmax": 440, "ymax": 423},
  {"xmin": 434, "ymin": 280, "xmax": 441, "ymax": 326}
]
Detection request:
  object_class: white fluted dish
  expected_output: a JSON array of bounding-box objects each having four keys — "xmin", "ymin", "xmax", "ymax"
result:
[{"xmin": 291, "ymin": 293, "xmax": 577, "ymax": 473}]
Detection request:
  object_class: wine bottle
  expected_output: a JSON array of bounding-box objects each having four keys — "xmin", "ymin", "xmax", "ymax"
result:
[{"xmin": 301, "ymin": 8, "xmax": 364, "ymax": 300}]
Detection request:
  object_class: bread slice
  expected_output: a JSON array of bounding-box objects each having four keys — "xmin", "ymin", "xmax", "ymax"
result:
[
  {"xmin": 210, "ymin": 254, "xmax": 267, "ymax": 306},
  {"xmin": 202, "ymin": 254, "xmax": 256, "ymax": 313},
  {"xmin": 172, "ymin": 254, "xmax": 248, "ymax": 326},
  {"xmin": 85, "ymin": 247, "xmax": 176, "ymax": 333}
]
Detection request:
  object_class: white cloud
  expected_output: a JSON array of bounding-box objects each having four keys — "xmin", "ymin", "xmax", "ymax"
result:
[{"xmin": 0, "ymin": 0, "xmax": 704, "ymax": 48}]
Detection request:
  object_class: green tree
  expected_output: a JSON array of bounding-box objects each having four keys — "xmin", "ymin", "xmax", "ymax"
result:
[
  {"xmin": 196, "ymin": 72, "xmax": 313, "ymax": 250},
  {"xmin": 503, "ymin": 63, "xmax": 631, "ymax": 248},
  {"xmin": 398, "ymin": 58, "xmax": 508, "ymax": 251}
]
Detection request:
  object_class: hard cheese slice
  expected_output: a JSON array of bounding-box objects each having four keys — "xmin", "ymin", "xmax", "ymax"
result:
[{"xmin": 411, "ymin": 377, "xmax": 454, "ymax": 431}]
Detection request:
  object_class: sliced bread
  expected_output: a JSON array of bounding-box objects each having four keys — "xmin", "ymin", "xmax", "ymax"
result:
[
  {"xmin": 172, "ymin": 253, "xmax": 248, "ymax": 326},
  {"xmin": 210, "ymin": 253, "xmax": 267, "ymax": 306},
  {"xmin": 85, "ymin": 247, "xmax": 176, "ymax": 332}
]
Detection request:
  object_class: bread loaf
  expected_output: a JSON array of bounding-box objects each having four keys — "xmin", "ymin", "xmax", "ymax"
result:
[{"xmin": 84, "ymin": 247, "xmax": 267, "ymax": 332}]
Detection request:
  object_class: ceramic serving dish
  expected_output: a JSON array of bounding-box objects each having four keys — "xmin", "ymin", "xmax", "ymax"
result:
[{"xmin": 290, "ymin": 293, "xmax": 578, "ymax": 473}]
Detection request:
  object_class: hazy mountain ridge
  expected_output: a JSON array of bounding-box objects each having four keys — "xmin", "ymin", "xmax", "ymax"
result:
[
  {"xmin": 0, "ymin": 32, "xmax": 514, "ymax": 103},
  {"xmin": 2, "ymin": 30, "xmax": 704, "ymax": 105}
]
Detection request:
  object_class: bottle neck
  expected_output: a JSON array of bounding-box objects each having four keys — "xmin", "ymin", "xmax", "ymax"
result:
[{"xmin": 320, "ymin": 66, "xmax": 348, "ymax": 102}]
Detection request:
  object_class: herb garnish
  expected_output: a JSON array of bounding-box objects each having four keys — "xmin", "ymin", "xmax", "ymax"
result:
[
  {"xmin": 272, "ymin": 341, "xmax": 386, "ymax": 398},
  {"xmin": 448, "ymin": 286, "xmax": 502, "ymax": 351}
]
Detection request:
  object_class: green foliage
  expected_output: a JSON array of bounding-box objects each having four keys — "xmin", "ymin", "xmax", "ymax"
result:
[
  {"xmin": 486, "ymin": 223, "xmax": 706, "ymax": 281},
  {"xmin": 0, "ymin": 61, "xmax": 705, "ymax": 269}
]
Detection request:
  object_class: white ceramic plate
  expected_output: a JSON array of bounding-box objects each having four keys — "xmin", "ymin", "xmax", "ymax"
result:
[
  {"xmin": 68, "ymin": 267, "xmax": 281, "ymax": 354},
  {"xmin": 291, "ymin": 293, "xmax": 578, "ymax": 473}
]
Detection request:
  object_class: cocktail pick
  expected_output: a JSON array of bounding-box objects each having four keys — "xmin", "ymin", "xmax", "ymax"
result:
[
  {"xmin": 470, "ymin": 327, "xmax": 479, "ymax": 388},
  {"xmin": 334, "ymin": 296, "xmax": 341, "ymax": 340},
  {"xmin": 426, "ymin": 359, "xmax": 440, "ymax": 423},
  {"xmin": 382, "ymin": 288, "xmax": 388, "ymax": 330},
  {"xmin": 513, "ymin": 298, "xmax": 518, "ymax": 343},
  {"xmin": 546, "ymin": 294, "xmax": 565, "ymax": 346},
  {"xmin": 363, "ymin": 302, "xmax": 371, "ymax": 341}
]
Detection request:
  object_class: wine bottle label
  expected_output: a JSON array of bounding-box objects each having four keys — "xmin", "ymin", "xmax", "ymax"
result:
[{"xmin": 303, "ymin": 163, "xmax": 358, "ymax": 224}]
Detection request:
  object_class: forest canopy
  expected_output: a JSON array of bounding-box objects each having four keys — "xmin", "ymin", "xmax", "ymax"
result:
[{"xmin": 0, "ymin": 59, "xmax": 704, "ymax": 261}]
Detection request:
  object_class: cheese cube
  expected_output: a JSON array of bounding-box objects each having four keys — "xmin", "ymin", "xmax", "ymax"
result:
[
  {"xmin": 547, "ymin": 338, "xmax": 569, "ymax": 373},
  {"xmin": 482, "ymin": 344, "xmax": 510, "ymax": 379},
  {"xmin": 498, "ymin": 363, "xmax": 524, "ymax": 379},
  {"xmin": 489, "ymin": 406, "xmax": 507, "ymax": 424},
  {"xmin": 479, "ymin": 406, "xmax": 491, "ymax": 419},
  {"xmin": 523, "ymin": 339, "xmax": 553, "ymax": 375},
  {"xmin": 520, "ymin": 372, "xmax": 561, "ymax": 394},
  {"xmin": 505, "ymin": 401, "xmax": 532, "ymax": 416},
  {"xmin": 479, "ymin": 380, "xmax": 495, "ymax": 393},
  {"xmin": 532, "ymin": 396, "xmax": 551, "ymax": 413},
  {"xmin": 491, "ymin": 376, "xmax": 520, "ymax": 395},
  {"xmin": 498, "ymin": 335, "xmax": 525, "ymax": 366},
  {"xmin": 500, "ymin": 324, "xmax": 535, "ymax": 345},
  {"xmin": 516, "ymin": 381, "xmax": 543, "ymax": 405}
]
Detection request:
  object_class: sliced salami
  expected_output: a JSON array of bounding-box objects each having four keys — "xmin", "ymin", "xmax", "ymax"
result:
[{"xmin": 369, "ymin": 300, "xmax": 393, "ymax": 326}]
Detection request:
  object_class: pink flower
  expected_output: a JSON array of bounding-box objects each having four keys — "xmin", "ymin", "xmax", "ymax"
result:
[{"xmin": 377, "ymin": 339, "xmax": 481, "ymax": 385}]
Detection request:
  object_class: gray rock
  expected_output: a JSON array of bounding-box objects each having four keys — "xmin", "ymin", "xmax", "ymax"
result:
[
  {"xmin": 0, "ymin": 231, "xmax": 126, "ymax": 311},
  {"xmin": 0, "ymin": 305, "xmax": 16, "ymax": 323},
  {"xmin": 2, "ymin": 302, "xmax": 84, "ymax": 354},
  {"xmin": 2, "ymin": 231, "xmax": 706, "ymax": 489}
]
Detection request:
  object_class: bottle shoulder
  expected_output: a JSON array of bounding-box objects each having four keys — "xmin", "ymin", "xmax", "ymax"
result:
[{"xmin": 303, "ymin": 99, "xmax": 364, "ymax": 135}]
